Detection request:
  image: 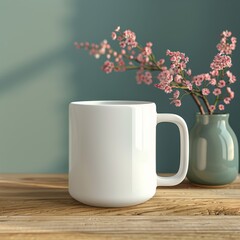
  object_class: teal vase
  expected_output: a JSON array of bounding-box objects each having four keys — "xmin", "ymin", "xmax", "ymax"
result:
[{"xmin": 187, "ymin": 113, "xmax": 239, "ymax": 186}]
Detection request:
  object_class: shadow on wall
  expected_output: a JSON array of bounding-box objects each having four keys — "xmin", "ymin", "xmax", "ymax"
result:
[{"xmin": 0, "ymin": 48, "xmax": 69, "ymax": 94}]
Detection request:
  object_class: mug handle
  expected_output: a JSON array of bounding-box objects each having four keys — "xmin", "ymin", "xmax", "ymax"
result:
[{"xmin": 156, "ymin": 114, "xmax": 189, "ymax": 186}]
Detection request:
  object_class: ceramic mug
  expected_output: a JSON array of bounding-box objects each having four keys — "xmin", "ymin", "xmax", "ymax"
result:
[{"xmin": 69, "ymin": 101, "xmax": 189, "ymax": 207}]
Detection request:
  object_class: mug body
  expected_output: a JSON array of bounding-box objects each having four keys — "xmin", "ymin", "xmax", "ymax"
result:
[{"xmin": 69, "ymin": 101, "xmax": 157, "ymax": 207}]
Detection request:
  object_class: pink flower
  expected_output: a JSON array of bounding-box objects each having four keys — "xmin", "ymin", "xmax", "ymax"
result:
[
  {"xmin": 165, "ymin": 86, "xmax": 173, "ymax": 93},
  {"xmin": 204, "ymin": 73, "xmax": 211, "ymax": 80},
  {"xmin": 157, "ymin": 59, "xmax": 165, "ymax": 66},
  {"xmin": 219, "ymin": 104, "xmax": 225, "ymax": 111},
  {"xmin": 185, "ymin": 80, "xmax": 193, "ymax": 91},
  {"xmin": 173, "ymin": 90, "xmax": 180, "ymax": 99},
  {"xmin": 74, "ymin": 42, "xmax": 80, "ymax": 49},
  {"xmin": 161, "ymin": 66, "xmax": 168, "ymax": 71},
  {"xmin": 122, "ymin": 29, "xmax": 138, "ymax": 49},
  {"xmin": 111, "ymin": 32, "xmax": 117, "ymax": 40},
  {"xmin": 166, "ymin": 49, "xmax": 173, "ymax": 56},
  {"xmin": 120, "ymin": 41, "xmax": 126, "ymax": 48},
  {"xmin": 226, "ymin": 70, "xmax": 236, "ymax": 83},
  {"xmin": 231, "ymin": 37, "xmax": 237, "ymax": 44},
  {"xmin": 157, "ymin": 70, "xmax": 173, "ymax": 83},
  {"xmin": 121, "ymin": 49, "xmax": 126, "ymax": 55},
  {"xmin": 144, "ymin": 46, "xmax": 152, "ymax": 56},
  {"xmin": 210, "ymin": 70, "xmax": 219, "ymax": 77},
  {"xmin": 210, "ymin": 54, "xmax": 232, "ymax": 70},
  {"xmin": 210, "ymin": 78, "xmax": 217, "ymax": 86},
  {"xmin": 216, "ymin": 31, "xmax": 237, "ymax": 55},
  {"xmin": 224, "ymin": 97, "xmax": 231, "ymax": 104},
  {"xmin": 174, "ymin": 99, "xmax": 181, "ymax": 107},
  {"xmin": 136, "ymin": 71, "xmax": 152, "ymax": 85},
  {"xmin": 192, "ymin": 74, "xmax": 209, "ymax": 86},
  {"xmin": 218, "ymin": 80, "xmax": 226, "ymax": 88},
  {"xmin": 166, "ymin": 50, "xmax": 189, "ymax": 72},
  {"xmin": 171, "ymin": 99, "xmax": 181, "ymax": 107},
  {"xmin": 155, "ymin": 83, "xmax": 165, "ymax": 90},
  {"xmin": 174, "ymin": 75, "xmax": 182, "ymax": 83},
  {"xmin": 143, "ymin": 71, "xmax": 153, "ymax": 85},
  {"xmin": 186, "ymin": 69, "xmax": 192, "ymax": 76},
  {"xmin": 136, "ymin": 70, "xmax": 144, "ymax": 84},
  {"xmin": 213, "ymin": 88, "xmax": 222, "ymax": 96},
  {"xmin": 226, "ymin": 87, "xmax": 231, "ymax": 93},
  {"xmin": 195, "ymin": 80, "xmax": 202, "ymax": 86},
  {"xmin": 137, "ymin": 53, "xmax": 147, "ymax": 63},
  {"xmin": 102, "ymin": 60, "xmax": 114, "ymax": 74},
  {"xmin": 146, "ymin": 42, "xmax": 153, "ymax": 47},
  {"xmin": 209, "ymin": 105, "xmax": 216, "ymax": 112},
  {"xmin": 227, "ymin": 87, "xmax": 234, "ymax": 99},
  {"xmin": 222, "ymin": 30, "xmax": 232, "ymax": 37},
  {"xmin": 230, "ymin": 91, "xmax": 234, "ymax": 99},
  {"xmin": 202, "ymin": 88, "xmax": 210, "ymax": 96}
]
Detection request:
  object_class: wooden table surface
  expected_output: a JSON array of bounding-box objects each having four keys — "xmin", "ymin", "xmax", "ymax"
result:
[{"xmin": 0, "ymin": 174, "xmax": 240, "ymax": 240}]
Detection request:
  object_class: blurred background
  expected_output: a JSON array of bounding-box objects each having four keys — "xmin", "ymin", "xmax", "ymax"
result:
[{"xmin": 0, "ymin": 0, "xmax": 239, "ymax": 173}]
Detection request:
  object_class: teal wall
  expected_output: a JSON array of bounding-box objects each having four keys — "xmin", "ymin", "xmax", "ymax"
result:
[{"xmin": 0, "ymin": 0, "xmax": 239, "ymax": 173}]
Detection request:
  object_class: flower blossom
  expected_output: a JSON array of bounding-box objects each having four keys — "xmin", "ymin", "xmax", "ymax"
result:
[
  {"xmin": 217, "ymin": 30, "xmax": 237, "ymax": 54},
  {"xmin": 209, "ymin": 105, "xmax": 216, "ymax": 112},
  {"xmin": 102, "ymin": 60, "xmax": 114, "ymax": 73},
  {"xmin": 213, "ymin": 88, "xmax": 222, "ymax": 96},
  {"xmin": 171, "ymin": 99, "xmax": 181, "ymax": 107},
  {"xmin": 174, "ymin": 75, "xmax": 182, "ymax": 83},
  {"xmin": 192, "ymin": 74, "xmax": 208, "ymax": 87},
  {"xmin": 111, "ymin": 32, "xmax": 117, "ymax": 40},
  {"xmin": 166, "ymin": 50, "xmax": 189, "ymax": 73},
  {"xmin": 210, "ymin": 78, "xmax": 217, "ymax": 86},
  {"xmin": 227, "ymin": 87, "xmax": 234, "ymax": 99},
  {"xmin": 219, "ymin": 104, "xmax": 225, "ymax": 111},
  {"xmin": 136, "ymin": 71, "xmax": 153, "ymax": 85},
  {"xmin": 75, "ymin": 40, "xmax": 111, "ymax": 59},
  {"xmin": 185, "ymin": 80, "xmax": 193, "ymax": 91},
  {"xmin": 173, "ymin": 90, "xmax": 180, "ymax": 99},
  {"xmin": 210, "ymin": 54, "xmax": 232, "ymax": 71},
  {"xmin": 218, "ymin": 80, "xmax": 226, "ymax": 88},
  {"xmin": 224, "ymin": 97, "xmax": 231, "ymax": 104},
  {"xmin": 120, "ymin": 29, "xmax": 138, "ymax": 49},
  {"xmin": 226, "ymin": 70, "xmax": 236, "ymax": 83},
  {"xmin": 202, "ymin": 88, "xmax": 210, "ymax": 96},
  {"xmin": 157, "ymin": 70, "xmax": 173, "ymax": 83},
  {"xmin": 136, "ymin": 43, "xmax": 153, "ymax": 63}
]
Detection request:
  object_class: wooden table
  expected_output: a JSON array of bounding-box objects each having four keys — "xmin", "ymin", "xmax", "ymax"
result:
[{"xmin": 0, "ymin": 174, "xmax": 240, "ymax": 239}]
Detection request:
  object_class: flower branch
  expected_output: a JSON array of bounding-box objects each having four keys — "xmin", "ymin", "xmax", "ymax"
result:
[{"xmin": 75, "ymin": 28, "xmax": 237, "ymax": 115}]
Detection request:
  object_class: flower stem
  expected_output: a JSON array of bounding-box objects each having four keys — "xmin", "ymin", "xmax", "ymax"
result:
[
  {"xmin": 190, "ymin": 93, "xmax": 205, "ymax": 114},
  {"xmin": 201, "ymin": 96, "xmax": 211, "ymax": 115}
]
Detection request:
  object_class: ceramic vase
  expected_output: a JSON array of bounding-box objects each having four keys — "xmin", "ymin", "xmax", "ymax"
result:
[{"xmin": 187, "ymin": 113, "xmax": 239, "ymax": 186}]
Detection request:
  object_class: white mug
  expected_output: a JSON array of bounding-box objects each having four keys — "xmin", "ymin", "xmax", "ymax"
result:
[{"xmin": 69, "ymin": 101, "xmax": 189, "ymax": 207}]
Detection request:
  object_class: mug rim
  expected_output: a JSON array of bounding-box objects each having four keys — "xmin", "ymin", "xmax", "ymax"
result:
[{"xmin": 70, "ymin": 100, "xmax": 154, "ymax": 106}]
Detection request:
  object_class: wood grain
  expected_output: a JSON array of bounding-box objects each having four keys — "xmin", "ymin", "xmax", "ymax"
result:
[{"xmin": 0, "ymin": 174, "xmax": 240, "ymax": 239}]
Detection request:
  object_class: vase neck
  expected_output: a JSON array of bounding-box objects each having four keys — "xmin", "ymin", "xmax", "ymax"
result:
[{"xmin": 195, "ymin": 114, "xmax": 229, "ymax": 125}]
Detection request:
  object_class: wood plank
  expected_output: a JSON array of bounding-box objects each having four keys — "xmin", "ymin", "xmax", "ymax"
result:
[
  {"xmin": 1, "ymin": 198, "xmax": 240, "ymax": 216},
  {"xmin": 0, "ymin": 175, "xmax": 240, "ymax": 216},
  {"xmin": 1, "ymin": 233, "xmax": 240, "ymax": 240},
  {"xmin": 0, "ymin": 174, "xmax": 240, "ymax": 239},
  {"xmin": 0, "ymin": 216, "xmax": 240, "ymax": 233}
]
